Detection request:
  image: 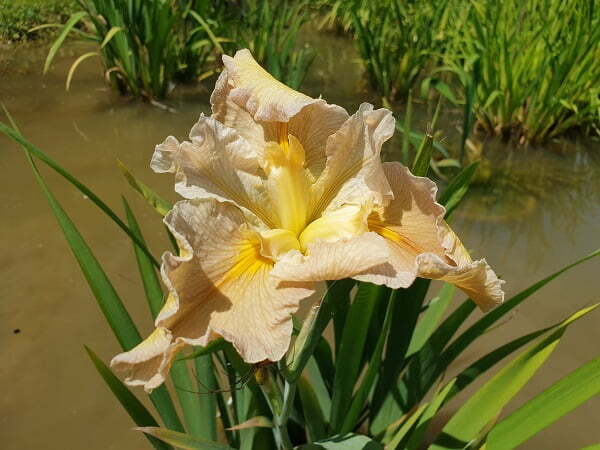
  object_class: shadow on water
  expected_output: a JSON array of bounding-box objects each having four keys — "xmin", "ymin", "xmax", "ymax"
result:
[{"xmin": 1, "ymin": 31, "xmax": 599, "ymax": 450}]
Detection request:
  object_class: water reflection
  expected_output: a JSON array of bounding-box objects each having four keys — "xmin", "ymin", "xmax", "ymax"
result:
[{"xmin": 455, "ymin": 139, "xmax": 600, "ymax": 270}]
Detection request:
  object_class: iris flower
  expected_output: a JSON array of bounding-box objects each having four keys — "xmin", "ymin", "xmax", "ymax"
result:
[{"xmin": 112, "ymin": 50, "xmax": 504, "ymax": 391}]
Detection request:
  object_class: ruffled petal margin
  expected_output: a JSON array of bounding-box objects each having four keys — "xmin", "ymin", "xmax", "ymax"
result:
[
  {"xmin": 151, "ymin": 115, "xmax": 276, "ymax": 229},
  {"xmin": 111, "ymin": 199, "xmax": 314, "ymax": 392},
  {"xmin": 358, "ymin": 162, "xmax": 504, "ymax": 311}
]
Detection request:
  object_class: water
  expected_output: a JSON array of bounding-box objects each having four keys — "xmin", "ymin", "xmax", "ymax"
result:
[{"xmin": 1, "ymin": 37, "xmax": 599, "ymax": 450}]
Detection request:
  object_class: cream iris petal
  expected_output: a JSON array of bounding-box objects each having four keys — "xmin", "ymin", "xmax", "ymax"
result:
[
  {"xmin": 356, "ymin": 162, "xmax": 505, "ymax": 310},
  {"xmin": 113, "ymin": 49, "xmax": 504, "ymax": 392}
]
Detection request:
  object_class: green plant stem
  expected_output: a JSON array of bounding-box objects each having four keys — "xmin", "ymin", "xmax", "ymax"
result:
[
  {"xmin": 283, "ymin": 290, "xmax": 334, "ymax": 382},
  {"xmin": 260, "ymin": 370, "xmax": 293, "ymax": 450}
]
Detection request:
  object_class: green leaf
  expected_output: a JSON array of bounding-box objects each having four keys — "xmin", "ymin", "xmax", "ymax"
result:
[
  {"xmin": 438, "ymin": 161, "xmax": 479, "ymax": 219},
  {"xmin": 429, "ymin": 304, "xmax": 599, "ymax": 450},
  {"xmin": 118, "ymin": 160, "xmax": 172, "ymax": 216},
  {"xmin": 100, "ymin": 26, "xmax": 123, "ymax": 48},
  {"xmin": 406, "ymin": 380, "xmax": 457, "ymax": 450},
  {"xmin": 298, "ymin": 375, "xmax": 327, "ymax": 442},
  {"xmin": 487, "ymin": 355, "xmax": 600, "ymax": 449},
  {"xmin": 284, "ymin": 290, "xmax": 331, "ymax": 382},
  {"xmin": 370, "ymin": 279, "xmax": 433, "ymax": 435},
  {"xmin": 411, "ymin": 97, "xmax": 441, "ymax": 177},
  {"xmin": 84, "ymin": 346, "xmax": 172, "ymax": 450},
  {"xmin": 411, "ymin": 131, "xmax": 434, "ymax": 177},
  {"xmin": 386, "ymin": 402, "xmax": 430, "ymax": 449},
  {"xmin": 299, "ymin": 433, "xmax": 384, "ymax": 449},
  {"xmin": 15, "ymin": 127, "xmax": 182, "ymax": 433},
  {"xmin": 407, "ymin": 283, "xmax": 455, "ymax": 357},
  {"xmin": 330, "ymin": 283, "xmax": 390, "ymax": 432},
  {"xmin": 0, "ymin": 121, "xmax": 159, "ymax": 268},
  {"xmin": 436, "ymin": 249, "xmax": 600, "ymax": 390},
  {"xmin": 123, "ymin": 198, "xmax": 164, "ymax": 318},
  {"xmin": 43, "ymin": 12, "xmax": 88, "ymax": 74},
  {"xmin": 66, "ymin": 52, "xmax": 98, "ymax": 90},
  {"xmin": 28, "ymin": 153, "xmax": 140, "ymax": 350},
  {"xmin": 137, "ymin": 427, "xmax": 233, "ymax": 450},
  {"xmin": 329, "ymin": 279, "xmax": 355, "ymax": 357},
  {"xmin": 305, "ymin": 356, "xmax": 332, "ymax": 424},
  {"xmin": 193, "ymin": 354, "xmax": 219, "ymax": 441},
  {"xmin": 341, "ymin": 295, "xmax": 395, "ymax": 434}
]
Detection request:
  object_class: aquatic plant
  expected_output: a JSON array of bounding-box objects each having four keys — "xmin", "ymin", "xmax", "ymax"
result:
[
  {"xmin": 2, "ymin": 51, "xmax": 600, "ymax": 450},
  {"xmin": 42, "ymin": 0, "xmax": 226, "ymax": 100},
  {"xmin": 444, "ymin": 0, "xmax": 600, "ymax": 144},
  {"xmin": 0, "ymin": 0, "xmax": 76, "ymax": 42},
  {"xmin": 349, "ymin": 0, "xmax": 455, "ymax": 102},
  {"xmin": 228, "ymin": 0, "xmax": 315, "ymax": 90}
]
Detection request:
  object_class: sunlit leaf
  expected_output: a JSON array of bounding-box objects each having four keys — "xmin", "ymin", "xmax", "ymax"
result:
[
  {"xmin": 299, "ymin": 433, "xmax": 383, "ymax": 449},
  {"xmin": 487, "ymin": 355, "xmax": 600, "ymax": 449},
  {"xmin": 84, "ymin": 346, "xmax": 171, "ymax": 450},
  {"xmin": 137, "ymin": 427, "xmax": 233, "ymax": 450},
  {"xmin": 118, "ymin": 160, "xmax": 172, "ymax": 216},
  {"xmin": 429, "ymin": 304, "xmax": 599, "ymax": 449}
]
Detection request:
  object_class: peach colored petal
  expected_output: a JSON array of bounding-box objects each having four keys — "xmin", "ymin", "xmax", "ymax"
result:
[
  {"xmin": 221, "ymin": 49, "xmax": 318, "ymax": 123},
  {"xmin": 211, "ymin": 51, "xmax": 349, "ymax": 179},
  {"xmin": 160, "ymin": 200, "xmax": 315, "ymax": 361},
  {"xmin": 110, "ymin": 327, "xmax": 185, "ymax": 393},
  {"xmin": 112, "ymin": 199, "xmax": 315, "ymax": 392},
  {"xmin": 151, "ymin": 115, "xmax": 276, "ymax": 229},
  {"xmin": 271, "ymin": 232, "xmax": 392, "ymax": 283},
  {"xmin": 308, "ymin": 103, "xmax": 394, "ymax": 222},
  {"xmin": 361, "ymin": 162, "xmax": 504, "ymax": 310}
]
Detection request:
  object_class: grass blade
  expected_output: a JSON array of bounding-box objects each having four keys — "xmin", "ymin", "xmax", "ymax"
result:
[
  {"xmin": 487, "ymin": 355, "xmax": 600, "ymax": 449},
  {"xmin": 66, "ymin": 52, "xmax": 98, "ymax": 90},
  {"xmin": 438, "ymin": 161, "xmax": 479, "ymax": 219},
  {"xmin": 430, "ymin": 304, "xmax": 599, "ymax": 450},
  {"xmin": 16, "ymin": 126, "xmax": 182, "ymax": 432},
  {"xmin": 27, "ymin": 153, "xmax": 141, "ymax": 350},
  {"xmin": 341, "ymin": 294, "xmax": 395, "ymax": 434},
  {"xmin": 43, "ymin": 11, "xmax": 87, "ymax": 74},
  {"xmin": 386, "ymin": 402, "xmax": 429, "ymax": 449},
  {"xmin": 329, "ymin": 283, "xmax": 390, "ymax": 432},
  {"xmin": 118, "ymin": 160, "xmax": 172, "ymax": 216},
  {"xmin": 0, "ymin": 121, "xmax": 159, "ymax": 268},
  {"xmin": 407, "ymin": 283, "xmax": 456, "ymax": 357},
  {"xmin": 298, "ymin": 374, "xmax": 327, "ymax": 442},
  {"xmin": 137, "ymin": 427, "xmax": 234, "ymax": 450},
  {"xmin": 406, "ymin": 380, "xmax": 457, "ymax": 450},
  {"xmin": 84, "ymin": 346, "xmax": 172, "ymax": 450},
  {"xmin": 123, "ymin": 198, "xmax": 208, "ymax": 438},
  {"xmin": 123, "ymin": 197, "xmax": 164, "ymax": 317}
]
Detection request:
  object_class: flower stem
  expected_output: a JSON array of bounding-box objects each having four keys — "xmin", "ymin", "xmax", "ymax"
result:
[{"xmin": 260, "ymin": 368, "xmax": 293, "ymax": 449}]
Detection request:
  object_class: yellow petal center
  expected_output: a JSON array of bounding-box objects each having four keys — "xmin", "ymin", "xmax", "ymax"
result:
[
  {"xmin": 264, "ymin": 124, "xmax": 309, "ymax": 236},
  {"xmin": 261, "ymin": 123, "xmax": 371, "ymax": 260}
]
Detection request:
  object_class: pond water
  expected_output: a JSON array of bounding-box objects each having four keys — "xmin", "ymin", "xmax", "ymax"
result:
[{"xmin": 1, "ymin": 35, "xmax": 599, "ymax": 450}]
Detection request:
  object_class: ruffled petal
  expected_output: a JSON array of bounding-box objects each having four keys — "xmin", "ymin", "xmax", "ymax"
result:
[
  {"xmin": 110, "ymin": 327, "xmax": 183, "ymax": 393},
  {"xmin": 151, "ymin": 115, "xmax": 276, "ymax": 229},
  {"xmin": 271, "ymin": 232, "xmax": 392, "ymax": 283},
  {"xmin": 361, "ymin": 162, "xmax": 504, "ymax": 310},
  {"xmin": 221, "ymin": 49, "xmax": 318, "ymax": 123},
  {"xmin": 308, "ymin": 103, "xmax": 394, "ymax": 222},
  {"xmin": 211, "ymin": 50, "xmax": 349, "ymax": 178},
  {"xmin": 112, "ymin": 199, "xmax": 315, "ymax": 392}
]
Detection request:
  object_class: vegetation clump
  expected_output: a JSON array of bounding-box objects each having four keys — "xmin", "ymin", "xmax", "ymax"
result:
[{"xmin": 0, "ymin": 0, "xmax": 76, "ymax": 42}]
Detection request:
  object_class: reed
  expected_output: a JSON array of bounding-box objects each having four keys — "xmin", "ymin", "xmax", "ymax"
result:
[
  {"xmin": 445, "ymin": 0, "xmax": 600, "ymax": 143},
  {"xmin": 230, "ymin": 0, "xmax": 315, "ymax": 89},
  {"xmin": 349, "ymin": 0, "xmax": 454, "ymax": 102},
  {"xmin": 43, "ymin": 0, "xmax": 226, "ymax": 100}
]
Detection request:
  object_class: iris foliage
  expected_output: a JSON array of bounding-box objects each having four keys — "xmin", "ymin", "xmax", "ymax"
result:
[{"xmin": 1, "ymin": 110, "xmax": 599, "ymax": 449}]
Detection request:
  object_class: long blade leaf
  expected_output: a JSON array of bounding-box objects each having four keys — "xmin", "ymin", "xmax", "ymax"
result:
[{"xmin": 84, "ymin": 346, "xmax": 172, "ymax": 450}]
